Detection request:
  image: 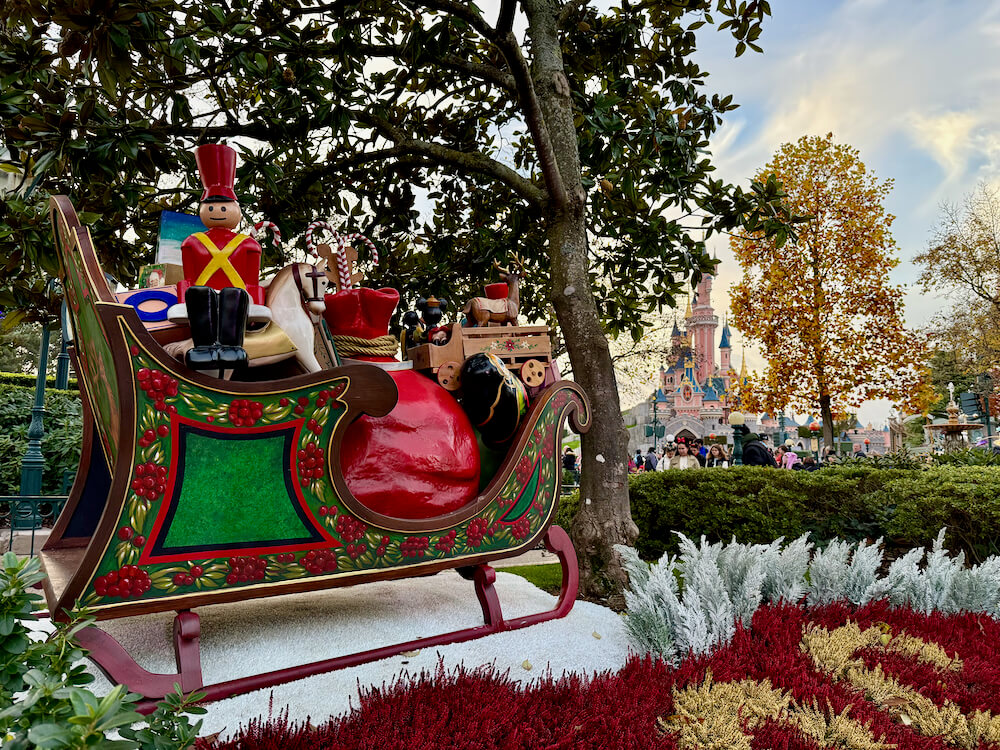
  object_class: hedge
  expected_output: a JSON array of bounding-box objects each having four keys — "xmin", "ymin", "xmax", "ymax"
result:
[
  {"xmin": 556, "ymin": 465, "xmax": 1000, "ymax": 564},
  {"xmin": 0, "ymin": 372, "xmax": 78, "ymax": 390},
  {"xmin": 0, "ymin": 383, "xmax": 82, "ymax": 496}
]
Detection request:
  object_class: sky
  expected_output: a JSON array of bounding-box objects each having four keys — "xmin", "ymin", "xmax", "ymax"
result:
[{"xmin": 659, "ymin": 0, "xmax": 1000, "ymax": 424}]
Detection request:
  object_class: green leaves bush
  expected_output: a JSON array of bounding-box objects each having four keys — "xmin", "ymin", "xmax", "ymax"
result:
[
  {"xmin": 0, "ymin": 384, "xmax": 82, "ymax": 496},
  {"xmin": 559, "ymin": 466, "xmax": 1000, "ymax": 564},
  {"xmin": 0, "ymin": 552, "xmax": 205, "ymax": 748}
]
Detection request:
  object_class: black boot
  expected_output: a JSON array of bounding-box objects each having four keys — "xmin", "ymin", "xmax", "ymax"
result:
[
  {"xmin": 217, "ymin": 287, "xmax": 249, "ymax": 370},
  {"xmin": 184, "ymin": 286, "xmax": 220, "ymax": 370}
]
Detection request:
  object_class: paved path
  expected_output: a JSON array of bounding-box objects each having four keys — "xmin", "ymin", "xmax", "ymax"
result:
[{"xmin": 38, "ymin": 569, "xmax": 631, "ymax": 740}]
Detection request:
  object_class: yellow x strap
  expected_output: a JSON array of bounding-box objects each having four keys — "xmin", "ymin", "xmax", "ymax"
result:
[{"xmin": 192, "ymin": 232, "xmax": 250, "ymax": 289}]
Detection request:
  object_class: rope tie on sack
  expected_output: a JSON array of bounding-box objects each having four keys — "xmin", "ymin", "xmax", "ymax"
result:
[{"xmin": 330, "ymin": 334, "xmax": 399, "ymax": 358}]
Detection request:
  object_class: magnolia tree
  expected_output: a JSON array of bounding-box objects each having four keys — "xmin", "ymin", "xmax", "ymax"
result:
[
  {"xmin": 730, "ymin": 134, "xmax": 934, "ymax": 446},
  {"xmin": 1, "ymin": 0, "xmax": 798, "ymax": 594}
]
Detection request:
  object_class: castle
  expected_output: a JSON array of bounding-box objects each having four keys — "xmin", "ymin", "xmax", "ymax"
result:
[{"xmin": 626, "ymin": 273, "xmax": 747, "ymax": 451}]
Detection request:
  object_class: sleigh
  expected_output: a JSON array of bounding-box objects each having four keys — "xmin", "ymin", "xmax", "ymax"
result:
[{"xmin": 40, "ymin": 196, "xmax": 590, "ymax": 710}]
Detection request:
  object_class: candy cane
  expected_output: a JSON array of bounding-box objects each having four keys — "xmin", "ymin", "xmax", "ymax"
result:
[
  {"xmin": 337, "ymin": 232, "xmax": 379, "ymax": 267},
  {"xmin": 306, "ymin": 220, "xmax": 351, "ymax": 287},
  {"xmin": 252, "ymin": 220, "xmax": 281, "ymax": 248}
]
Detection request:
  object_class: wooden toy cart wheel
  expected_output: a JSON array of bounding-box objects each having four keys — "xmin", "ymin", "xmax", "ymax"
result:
[
  {"xmin": 520, "ymin": 359, "xmax": 547, "ymax": 387},
  {"xmin": 437, "ymin": 361, "xmax": 462, "ymax": 391}
]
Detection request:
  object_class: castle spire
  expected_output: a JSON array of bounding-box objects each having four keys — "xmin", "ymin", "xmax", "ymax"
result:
[{"xmin": 719, "ymin": 320, "xmax": 732, "ymax": 350}]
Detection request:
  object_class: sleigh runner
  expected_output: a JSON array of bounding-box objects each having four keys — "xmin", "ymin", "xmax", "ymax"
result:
[{"xmin": 41, "ymin": 195, "xmax": 590, "ymax": 708}]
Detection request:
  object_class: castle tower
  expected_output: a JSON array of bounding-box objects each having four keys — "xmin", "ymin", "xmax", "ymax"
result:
[
  {"xmin": 687, "ymin": 275, "xmax": 719, "ymax": 383},
  {"xmin": 719, "ymin": 320, "xmax": 732, "ymax": 392}
]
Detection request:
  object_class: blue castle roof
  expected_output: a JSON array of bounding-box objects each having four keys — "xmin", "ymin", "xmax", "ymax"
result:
[{"xmin": 720, "ymin": 322, "xmax": 732, "ymax": 349}]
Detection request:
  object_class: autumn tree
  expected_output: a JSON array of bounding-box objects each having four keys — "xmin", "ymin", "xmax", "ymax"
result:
[
  {"xmin": 915, "ymin": 183, "xmax": 1000, "ymax": 379},
  {"xmin": 730, "ymin": 134, "xmax": 932, "ymax": 446},
  {"xmin": 1, "ymin": 0, "xmax": 797, "ymax": 595}
]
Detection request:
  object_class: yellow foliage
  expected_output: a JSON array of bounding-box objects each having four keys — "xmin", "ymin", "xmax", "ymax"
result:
[{"xmin": 729, "ymin": 134, "xmax": 930, "ymax": 424}]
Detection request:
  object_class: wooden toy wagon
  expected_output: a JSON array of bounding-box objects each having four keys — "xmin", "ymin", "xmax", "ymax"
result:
[
  {"xmin": 40, "ymin": 196, "xmax": 590, "ymax": 710},
  {"xmin": 406, "ymin": 323, "xmax": 555, "ymax": 392}
]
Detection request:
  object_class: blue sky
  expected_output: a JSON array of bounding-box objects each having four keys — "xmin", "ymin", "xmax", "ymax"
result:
[{"xmin": 686, "ymin": 0, "xmax": 1000, "ymax": 422}]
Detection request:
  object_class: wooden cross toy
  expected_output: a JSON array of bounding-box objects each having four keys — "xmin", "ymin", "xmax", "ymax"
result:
[{"xmin": 315, "ymin": 243, "xmax": 364, "ymax": 292}]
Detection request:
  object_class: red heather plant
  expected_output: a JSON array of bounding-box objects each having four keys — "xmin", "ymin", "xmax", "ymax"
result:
[{"xmin": 199, "ymin": 602, "xmax": 1000, "ymax": 749}]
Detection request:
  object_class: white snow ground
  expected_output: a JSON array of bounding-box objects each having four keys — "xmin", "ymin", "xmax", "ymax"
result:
[{"xmin": 77, "ymin": 569, "xmax": 632, "ymax": 740}]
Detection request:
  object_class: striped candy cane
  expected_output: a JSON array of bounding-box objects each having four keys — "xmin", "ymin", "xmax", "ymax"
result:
[
  {"xmin": 252, "ymin": 220, "xmax": 281, "ymax": 248},
  {"xmin": 337, "ymin": 232, "xmax": 379, "ymax": 267},
  {"xmin": 306, "ymin": 220, "xmax": 351, "ymax": 288}
]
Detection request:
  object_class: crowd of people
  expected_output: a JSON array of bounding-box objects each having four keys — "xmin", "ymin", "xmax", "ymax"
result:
[
  {"xmin": 564, "ymin": 432, "xmax": 850, "ymax": 478},
  {"xmin": 626, "ymin": 431, "xmax": 846, "ymax": 472}
]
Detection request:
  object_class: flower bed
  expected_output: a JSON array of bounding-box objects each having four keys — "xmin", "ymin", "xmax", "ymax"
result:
[{"xmin": 197, "ymin": 599, "xmax": 1000, "ymax": 749}]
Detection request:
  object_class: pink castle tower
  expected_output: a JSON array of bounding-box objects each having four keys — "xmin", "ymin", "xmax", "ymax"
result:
[{"xmin": 686, "ymin": 274, "xmax": 719, "ymax": 384}]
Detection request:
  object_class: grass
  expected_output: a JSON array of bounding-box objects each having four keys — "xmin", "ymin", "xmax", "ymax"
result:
[{"xmin": 502, "ymin": 563, "xmax": 563, "ymax": 594}]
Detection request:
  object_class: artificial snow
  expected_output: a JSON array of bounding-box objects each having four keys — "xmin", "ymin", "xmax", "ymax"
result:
[{"xmin": 81, "ymin": 570, "xmax": 631, "ymax": 740}]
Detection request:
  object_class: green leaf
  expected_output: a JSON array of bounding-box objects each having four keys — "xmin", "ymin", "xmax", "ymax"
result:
[{"xmin": 27, "ymin": 723, "xmax": 75, "ymax": 748}]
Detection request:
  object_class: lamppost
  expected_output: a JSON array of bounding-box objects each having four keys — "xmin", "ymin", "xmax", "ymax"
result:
[
  {"xmin": 978, "ymin": 373, "xmax": 994, "ymax": 442},
  {"xmin": 778, "ymin": 409, "xmax": 787, "ymax": 446},
  {"xmin": 809, "ymin": 421, "xmax": 820, "ymax": 461},
  {"xmin": 16, "ymin": 322, "xmax": 51, "ymax": 530},
  {"xmin": 864, "ymin": 437, "xmax": 870, "ymax": 454},
  {"xmin": 55, "ymin": 299, "xmax": 72, "ymax": 390},
  {"xmin": 645, "ymin": 397, "xmax": 665, "ymax": 451},
  {"xmin": 730, "ymin": 411, "xmax": 745, "ymax": 466}
]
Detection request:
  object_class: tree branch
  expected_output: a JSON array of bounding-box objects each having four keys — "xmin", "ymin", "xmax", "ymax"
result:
[
  {"xmin": 402, "ymin": 0, "xmax": 499, "ymax": 41},
  {"xmin": 351, "ymin": 42, "xmax": 516, "ymax": 92},
  {"xmin": 496, "ymin": 0, "xmax": 517, "ymax": 34},
  {"xmin": 495, "ymin": 31, "xmax": 568, "ymax": 209},
  {"xmin": 557, "ymin": 0, "xmax": 592, "ymax": 28}
]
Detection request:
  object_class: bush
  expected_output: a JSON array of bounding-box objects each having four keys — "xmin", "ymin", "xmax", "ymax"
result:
[
  {"xmin": 0, "ymin": 372, "xmax": 77, "ymax": 390},
  {"xmin": 0, "ymin": 552, "xmax": 205, "ymax": 748},
  {"xmin": 561, "ymin": 465, "xmax": 1000, "ymax": 565},
  {"xmin": 0, "ymin": 383, "xmax": 82, "ymax": 496}
]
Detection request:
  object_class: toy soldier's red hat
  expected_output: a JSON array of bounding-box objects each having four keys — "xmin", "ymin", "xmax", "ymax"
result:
[{"xmin": 195, "ymin": 143, "xmax": 238, "ymax": 202}]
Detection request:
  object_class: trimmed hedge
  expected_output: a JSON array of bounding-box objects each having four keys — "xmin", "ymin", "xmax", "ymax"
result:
[
  {"xmin": 557, "ymin": 465, "xmax": 1000, "ymax": 564},
  {"xmin": 0, "ymin": 383, "xmax": 82, "ymax": 496},
  {"xmin": 0, "ymin": 372, "xmax": 78, "ymax": 390}
]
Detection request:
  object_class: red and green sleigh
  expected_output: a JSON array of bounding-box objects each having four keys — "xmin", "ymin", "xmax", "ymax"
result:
[{"xmin": 40, "ymin": 196, "xmax": 590, "ymax": 709}]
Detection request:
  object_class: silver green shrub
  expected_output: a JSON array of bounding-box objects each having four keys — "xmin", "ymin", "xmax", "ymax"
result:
[{"xmin": 616, "ymin": 528, "xmax": 1000, "ymax": 661}]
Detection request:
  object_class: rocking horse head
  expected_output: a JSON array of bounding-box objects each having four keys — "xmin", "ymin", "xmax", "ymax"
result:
[{"xmin": 288, "ymin": 261, "xmax": 329, "ymax": 318}]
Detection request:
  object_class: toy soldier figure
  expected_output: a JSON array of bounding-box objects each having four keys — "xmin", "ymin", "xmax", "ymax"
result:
[{"xmin": 169, "ymin": 143, "xmax": 269, "ymax": 370}]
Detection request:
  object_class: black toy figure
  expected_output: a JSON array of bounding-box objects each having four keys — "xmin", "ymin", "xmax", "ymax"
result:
[
  {"xmin": 460, "ymin": 353, "xmax": 528, "ymax": 448},
  {"xmin": 402, "ymin": 295, "xmax": 450, "ymax": 349}
]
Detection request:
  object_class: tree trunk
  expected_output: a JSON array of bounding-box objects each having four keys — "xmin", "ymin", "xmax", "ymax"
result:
[
  {"xmin": 820, "ymin": 393, "xmax": 834, "ymax": 454},
  {"xmin": 525, "ymin": 0, "xmax": 637, "ymax": 597}
]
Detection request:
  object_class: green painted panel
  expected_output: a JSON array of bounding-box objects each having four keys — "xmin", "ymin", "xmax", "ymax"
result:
[{"xmin": 163, "ymin": 430, "xmax": 313, "ymax": 548}]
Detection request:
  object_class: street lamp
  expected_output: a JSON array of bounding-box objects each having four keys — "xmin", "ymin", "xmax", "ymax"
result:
[
  {"xmin": 778, "ymin": 409, "xmax": 787, "ymax": 446},
  {"xmin": 730, "ymin": 411, "xmax": 745, "ymax": 466},
  {"xmin": 864, "ymin": 437, "xmax": 870, "ymax": 454},
  {"xmin": 978, "ymin": 373, "xmax": 994, "ymax": 442},
  {"xmin": 809, "ymin": 421, "xmax": 820, "ymax": 461},
  {"xmin": 645, "ymin": 397, "xmax": 665, "ymax": 451}
]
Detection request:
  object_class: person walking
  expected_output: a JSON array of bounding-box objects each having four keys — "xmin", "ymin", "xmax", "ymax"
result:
[
  {"xmin": 706, "ymin": 444, "xmax": 729, "ymax": 468},
  {"xmin": 657, "ymin": 443, "xmax": 677, "ymax": 471},
  {"xmin": 644, "ymin": 447, "xmax": 658, "ymax": 472},
  {"xmin": 562, "ymin": 447, "xmax": 579, "ymax": 484},
  {"xmin": 668, "ymin": 441, "xmax": 702, "ymax": 470},
  {"xmin": 734, "ymin": 425, "xmax": 778, "ymax": 467},
  {"xmin": 691, "ymin": 438, "xmax": 707, "ymax": 467},
  {"xmin": 800, "ymin": 455, "xmax": 820, "ymax": 471},
  {"xmin": 777, "ymin": 444, "xmax": 798, "ymax": 469}
]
